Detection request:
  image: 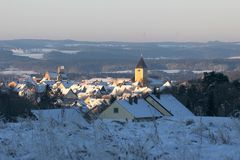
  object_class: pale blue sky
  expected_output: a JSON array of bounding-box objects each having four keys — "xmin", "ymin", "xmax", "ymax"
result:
[{"xmin": 0, "ymin": 0, "xmax": 240, "ymax": 42}]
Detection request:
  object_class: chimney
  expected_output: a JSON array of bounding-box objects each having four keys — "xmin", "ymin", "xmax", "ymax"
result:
[
  {"xmin": 133, "ymin": 96, "xmax": 138, "ymax": 104},
  {"xmin": 128, "ymin": 96, "xmax": 133, "ymax": 105},
  {"xmin": 153, "ymin": 87, "xmax": 157, "ymax": 95},
  {"xmin": 156, "ymin": 92, "xmax": 160, "ymax": 99}
]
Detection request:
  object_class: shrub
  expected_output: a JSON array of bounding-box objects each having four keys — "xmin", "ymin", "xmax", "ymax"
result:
[{"xmin": 0, "ymin": 91, "xmax": 34, "ymax": 121}]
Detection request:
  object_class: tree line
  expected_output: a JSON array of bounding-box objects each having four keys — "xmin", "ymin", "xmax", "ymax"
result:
[{"xmin": 169, "ymin": 71, "xmax": 240, "ymax": 117}]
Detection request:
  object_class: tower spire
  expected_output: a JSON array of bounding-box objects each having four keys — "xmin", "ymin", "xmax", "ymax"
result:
[
  {"xmin": 136, "ymin": 56, "xmax": 147, "ymax": 68},
  {"xmin": 140, "ymin": 48, "xmax": 143, "ymax": 58}
]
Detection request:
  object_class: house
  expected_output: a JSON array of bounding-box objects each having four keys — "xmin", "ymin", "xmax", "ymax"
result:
[
  {"xmin": 145, "ymin": 94, "xmax": 194, "ymax": 117},
  {"xmin": 77, "ymin": 92, "xmax": 88, "ymax": 99},
  {"xmin": 31, "ymin": 108, "xmax": 88, "ymax": 125},
  {"xmin": 61, "ymin": 89, "xmax": 78, "ymax": 107},
  {"xmin": 111, "ymin": 78, "xmax": 131, "ymax": 86},
  {"xmin": 35, "ymin": 84, "xmax": 46, "ymax": 94},
  {"xmin": 84, "ymin": 98, "xmax": 105, "ymax": 109},
  {"xmin": 8, "ymin": 81, "xmax": 17, "ymax": 88},
  {"xmin": 85, "ymin": 77, "xmax": 113, "ymax": 85},
  {"xmin": 58, "ymin": 81, "xmax": 74, "ymax": 90},
  {"xmin": 41, "ymin": 80, "xmax": 55, "ymax": 87},
  {"xmin": 160, "ymin": 81, "xmax": 172, "ymax": 91},
  {"xmin": 133, "ymin": 86, "xmax": 151, "ymax": 95},
  {"xmin": 99, "ymin": 98, "xmax": 162, "ymax": 121},
  {"xmin": 32, "ymin": 74, "xmax": 43, "ymax": 83},
  {"xmin": 62, "ymin": 89, "xmax": 77, "ymax": 98},
  {"xmin": 70, "ymin": 83, "xmax": 82, "ymax": 93},
  {"xmin": 43, "ymin": 71, "xmax": 67, "ymax": 81},
  {"xmin": 57, "ymin": 66, "xmax": 65, "ymax": 74},
  {"xmin": 13, "ymin": 84, "xmax": 27, "ymax": 93},
  {"xmin": 84, "ymin": 85, "xmax": 107, "ymax": 97},
  {"xmin": 111, "ymin": 85, "xmax": 133, "ymax": 97},
  {"xmin": 43, "ymin": 71, "xmax": 58, "ymax": 81}
]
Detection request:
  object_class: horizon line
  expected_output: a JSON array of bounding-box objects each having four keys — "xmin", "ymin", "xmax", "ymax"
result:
[{"xmin": 0, "ymin": 38, "xmax": 239, "ymax": 44}]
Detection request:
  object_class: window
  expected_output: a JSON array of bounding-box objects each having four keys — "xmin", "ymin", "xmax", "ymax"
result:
[{"xmin": 113, "ymin": 108, "xmax": 119, "ymax": 113}]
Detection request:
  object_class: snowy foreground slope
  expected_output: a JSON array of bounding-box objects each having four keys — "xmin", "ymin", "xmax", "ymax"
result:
[{"xmin": 0, "ymin": 111, "xmax": 240, "ymax": 160}]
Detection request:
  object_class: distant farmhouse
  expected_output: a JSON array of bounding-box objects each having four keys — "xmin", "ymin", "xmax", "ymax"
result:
[{"xmin": 100, "ymin": 98, "xmax": 162, "ymax": 121}]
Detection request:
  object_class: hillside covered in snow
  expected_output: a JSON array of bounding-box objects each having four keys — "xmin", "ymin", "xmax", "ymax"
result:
[{"xmin": 0, "ymin": 110, "xmax": 239, "ymax": 160}]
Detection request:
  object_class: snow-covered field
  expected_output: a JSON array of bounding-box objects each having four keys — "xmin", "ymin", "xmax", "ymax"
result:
[
  {"xmin": 10, "ymin": 48, "xmax": 81, "ymax": 60},
  {"xmin": 227, "ymin": 56, "xmax": 240, "ymax": 60},
  {"xmin": 0, "ymin": 67, "xmax": 38, "ymax": 75},
  {"xmin": 0, "ymin": 110, "xmax": 239, "ymax": 160},
  {"xmin": 103, "ymin": 69, "xmax": 213, "ymax": 74}
]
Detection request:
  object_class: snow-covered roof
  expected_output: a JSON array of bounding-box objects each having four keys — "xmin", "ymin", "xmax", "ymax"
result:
[
  {"xmin": 61, "ymin": 81, "xmax": 74, "ymax": 89},
  {"xmin": 77, "ymin": 92, "xmax": 88, "ymax": 99},
  {"xmin": 85, "ymin": 77, "xmax": 113, "ymax": 84},
  {"xmin": 61, "ymin": 88, "xmax": 71, "ymax": 95},
  {"xmin": 70, "ymin": 83, "xmax": 81, "ymax": 90},
  {"xmin": 132, "ymin": 81, "xmax": 141, "ymax": 87},
  {"xmin": 60, "ymin": 73, "xmax": 68, "ymax": 79},
  {"xmin": 85, "ymin": 85, "xmax": 97, "ymax": 94},
  {"xmin": 112, "ymin": 78, "xmax": 131, "ymax": 86},
  {"xmin": 163, "ymin": 81, "xmax": 172, "ymax": 87},
  {"xmin": 134, "ymin": 87, "xmax": 151, "ymax": 94},
  {"xmin": 111, "ymin": 86, "xmax": 127, "ymax": 96},
  {"xmin": 36, "ymin": 84, "xmax": 46, "ymax": 93},
  {"xmin": 45, "ymin": 72, "xmax": 67, "ymax": 80},
  {"xmin": 160, "ymin": 81, "xmax": 172, "ymax": 91},
  {"xmin": 26, "ymin": 77, "xmax": 37, "ymax": 85},
  {"xmin": 88, "ymin": 98, "xmax": 104, "ymax": 108},
  {"xmin": 13, "ymin": 84, "xmax": 26, "ymax": 92},
  {"xmin": 116, "ymin": 99, "xmax": 162, "ymax": 118},
  {"xmin": 48, "ymin": 72, "xmax": 58, "ymax": 79},
  {"xmin": 42, "ymin": 80, "xmax": 55, "ymax": 87},
  {"xmin": 31, "ymin": 108, "xmax": 88, "ymax": 125},
  {"xmin": 84, "ymin": 84, "xmax": 106, "ymax": 95},
  {"xmin": 150, "ymin": 94, "xmax": 194, "ymax": 117}
]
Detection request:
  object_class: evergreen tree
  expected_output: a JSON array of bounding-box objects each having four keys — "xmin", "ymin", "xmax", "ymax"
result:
[{"xmin": 207, "ymin": 91, "xmax": 216, "ymax": 116}]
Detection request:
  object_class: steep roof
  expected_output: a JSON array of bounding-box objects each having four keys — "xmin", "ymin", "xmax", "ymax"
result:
[
  {"xmin": 136, "ymin": 57, "xmax": 147, "ymax": 68},
  {"xmin": 42, "ymin": 80, "xmax": 55, "ymax": 87},
  {"xmin": 13, "ymin": 84, "xmax": 26, "ymax": 92},
  {"xmin": 149, "ymin": 94, "xmax": 194, "ymax": 117},
  {"xmin": 117, "ymin": 99, "xmax": 162, "ymax": 118},
  {"xmin": 61, "ymin": 81, "xmax": 74, "ymax": 89},
  {"xmin": 48, "ymin": 72, "xmax": 58, "ymax": 79}
]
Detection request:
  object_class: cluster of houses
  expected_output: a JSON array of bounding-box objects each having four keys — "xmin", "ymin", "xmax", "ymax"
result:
[{"xmin": 3, "ymin": 57, "xmax": 194, "ymax": 121}]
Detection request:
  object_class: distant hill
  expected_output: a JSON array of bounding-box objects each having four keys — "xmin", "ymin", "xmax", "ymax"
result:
[
  {"xmin": 0, "ymin": 39, "xmax": 240, "ymax": 59},
  {"xmin": 1, "ymin": 39, "xmax": 240, "ymax": 77}
]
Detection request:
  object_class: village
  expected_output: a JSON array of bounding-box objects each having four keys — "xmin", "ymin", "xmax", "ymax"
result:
[
  {"xmin": 0, "ymin": 56, "xmax": 194, "ymax": 122},
  {"xmin": 1, "ymin": 56, "xmax": 240, "ymax": 160}
]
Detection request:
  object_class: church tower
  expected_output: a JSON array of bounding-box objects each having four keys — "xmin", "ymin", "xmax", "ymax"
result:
[{"xmin": 135, "ymin": 56, "xmax": 148, "ymax": 85}]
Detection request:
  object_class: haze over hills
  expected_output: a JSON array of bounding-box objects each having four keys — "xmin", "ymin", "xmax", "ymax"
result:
[
  {"xmin": 1, "ymin": 39, "xmax": 240, "ymax": 59},
  {"xmin": 1, "ymin": 39, "xmax": 240, "ymax": 81}
]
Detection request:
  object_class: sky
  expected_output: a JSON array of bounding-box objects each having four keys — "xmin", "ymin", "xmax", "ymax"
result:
[{"xmin": 0, "ymin": 0, "xmax": 240, "ymax": 42}]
